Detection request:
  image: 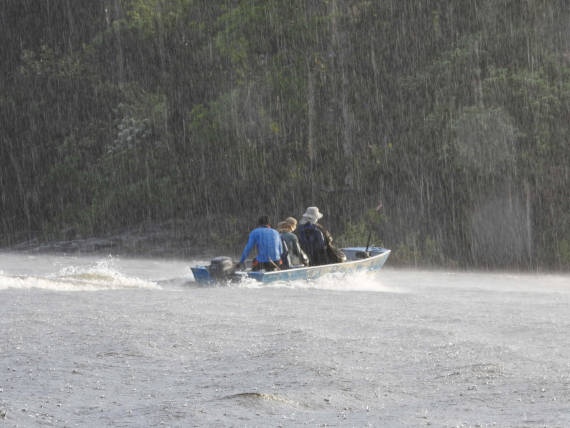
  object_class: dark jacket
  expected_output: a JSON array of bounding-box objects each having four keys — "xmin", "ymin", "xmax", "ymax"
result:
[
  {"xmin": 297, "ymin": 222, "xmax": 346, "ymax": 266},
  {"xmin": 296, "ymin": 223, "xmax": 329, "ymax": 266}
]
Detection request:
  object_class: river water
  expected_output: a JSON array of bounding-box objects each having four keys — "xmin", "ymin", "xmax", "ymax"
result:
[{"xmin": 1, "ymin": 252, "xmax": 569, "ymax": 427}]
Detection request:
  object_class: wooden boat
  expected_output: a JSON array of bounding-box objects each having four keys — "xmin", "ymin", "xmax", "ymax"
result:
[{"xmin": 191, "ymin": 246, "xmax": 390, "ymax": 284}]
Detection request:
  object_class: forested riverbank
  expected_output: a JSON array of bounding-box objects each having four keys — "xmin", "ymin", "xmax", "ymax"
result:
[{"xmin": 1, "ymin": 1, "xmax": 568, "ymax": 269}]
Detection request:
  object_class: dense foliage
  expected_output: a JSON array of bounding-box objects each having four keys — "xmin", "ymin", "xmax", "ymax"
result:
[{"xmin": 1, "ymin": 0, "xmax": 568, "ymax": 269}]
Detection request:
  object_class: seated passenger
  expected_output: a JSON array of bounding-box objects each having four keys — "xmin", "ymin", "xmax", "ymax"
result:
[
  {"xmin": 238, "ymin": 216, "xmax": 283, "ymax": 271},
  {"xmin": 296, "ymin": 206, "xmax": 346, "ymax": 266},
  {"xmin": 277, "ymin": 217, "xmax": 309, "ymax": 268}
]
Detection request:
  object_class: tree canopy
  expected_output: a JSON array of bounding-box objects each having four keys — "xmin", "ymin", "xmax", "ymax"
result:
[{"xmin": 1, "ymin": 0, "xmax": 569, "ymax": 269}]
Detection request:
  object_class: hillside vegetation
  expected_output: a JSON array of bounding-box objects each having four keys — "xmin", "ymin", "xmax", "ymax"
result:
[{"xmin": 1, "ymin": 0, "xmax": 568, "ymax": 269}]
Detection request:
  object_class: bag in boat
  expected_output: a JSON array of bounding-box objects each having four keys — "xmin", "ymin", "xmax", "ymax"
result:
[{"xmin": 327, "ymin": 245, "xmax": 346, "ymax": 263}]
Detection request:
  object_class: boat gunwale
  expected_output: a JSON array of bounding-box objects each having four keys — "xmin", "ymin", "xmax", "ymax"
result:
[{"xmin": 243, "ymin": 247, "xmax": 391, "ymax": 279}]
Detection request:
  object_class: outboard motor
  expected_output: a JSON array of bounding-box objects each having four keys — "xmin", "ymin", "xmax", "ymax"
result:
[{"xmin": 207, "ymin": 256, "xmax": 236, "ymax": 279}]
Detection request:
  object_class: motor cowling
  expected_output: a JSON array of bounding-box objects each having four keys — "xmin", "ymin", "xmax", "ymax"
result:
[{"xmin": 208, "ymin": 256, "xmax": 235, "ymax": 279}]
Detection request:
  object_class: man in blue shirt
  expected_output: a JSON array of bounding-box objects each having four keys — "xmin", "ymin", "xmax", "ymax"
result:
[{"xmin": 238, "ymin": 216, "xmax": 283, "ymax": 271}]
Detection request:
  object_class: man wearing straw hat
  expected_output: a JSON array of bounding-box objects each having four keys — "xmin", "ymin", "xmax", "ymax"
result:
[{"xmin": 296, "ymin": 206, "xmax": 346, "ymax": 266}]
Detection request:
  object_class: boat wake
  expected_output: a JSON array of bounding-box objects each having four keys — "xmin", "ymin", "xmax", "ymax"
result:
[
  {"xmin": 0, "ymin": 259, "xmax": 160, "ymax": 291},
  {"xmin": 234, "ymin": 270, "xmax": 405, "ymax": 293}
]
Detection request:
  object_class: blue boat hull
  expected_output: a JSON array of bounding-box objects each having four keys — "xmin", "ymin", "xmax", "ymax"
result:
[{"xmin": 191, "ymin": 247, "xmax": 390, "ymax": 284}]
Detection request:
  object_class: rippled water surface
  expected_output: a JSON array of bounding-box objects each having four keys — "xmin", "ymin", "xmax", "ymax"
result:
[{"xmin": 1, "ymin": 252, "xmax": 569, "ymax": 427}]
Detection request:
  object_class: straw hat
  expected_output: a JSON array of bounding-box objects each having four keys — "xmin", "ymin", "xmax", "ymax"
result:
[{"xmin": 299, "ymin": 206, "xmax": 323, "ymax": 225}]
